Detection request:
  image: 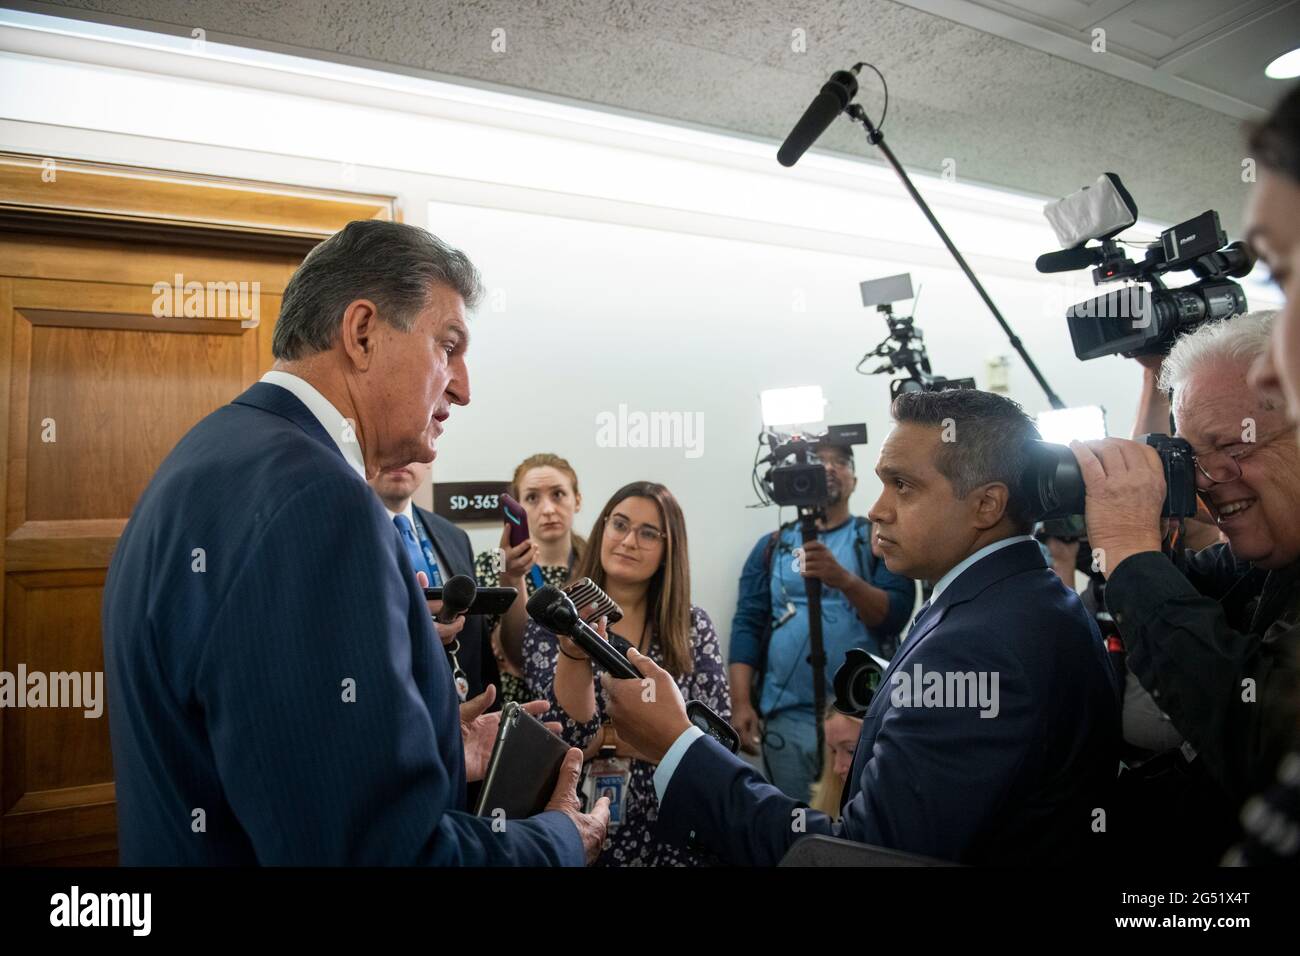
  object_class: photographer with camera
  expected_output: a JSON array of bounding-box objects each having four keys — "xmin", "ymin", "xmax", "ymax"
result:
[
  {"xmin": 727, "ymin": 439, "xmax": 915, "ymax": 802},
  {"xmin": 1071, "ymin": 311, "xmax": 1300, "ymax": 841},
  {"xmin": 1083, "ymin": 334, "xmax": 1243, "ymax": 863}
]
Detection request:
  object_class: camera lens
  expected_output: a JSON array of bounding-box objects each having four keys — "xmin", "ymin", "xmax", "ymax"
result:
[
  {"xmin": 1020, "ymin": 441, "xmax": 1087, "ymax": 520},
  {"xmin": 833, "ymin": 648, "xmax": 883, "ymax": 717}
]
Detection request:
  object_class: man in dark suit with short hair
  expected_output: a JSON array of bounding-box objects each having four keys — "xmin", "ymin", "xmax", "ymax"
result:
[
  {"xmin": 369, "ymin": 459, "xmax": 498, "ymax": 703},
  {"xmin": 604, "ymin": 389, "xmax": 1120, "ymax": 865},
  {"xmin": 102, "ymin": 220, "xmax": 607, "ymax": 865}
]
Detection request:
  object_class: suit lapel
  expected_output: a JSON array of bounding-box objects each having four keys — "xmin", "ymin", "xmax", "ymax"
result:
[
  {"xmin": 231, "ymin": 382, "xmax": 344, "ymax": 463},
  {"xmin": 840, "ymin": 539, "xmax": 1047, "ymax": 805}
]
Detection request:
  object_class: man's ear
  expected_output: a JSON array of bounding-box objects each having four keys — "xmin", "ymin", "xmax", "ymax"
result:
[
  {"xmin": 339, "ymin": 298, "xmax": 380, "ymax": 372},
  {"xmin": 971, "ymin": 482, "xmax": 1010, "ymax": 531}
]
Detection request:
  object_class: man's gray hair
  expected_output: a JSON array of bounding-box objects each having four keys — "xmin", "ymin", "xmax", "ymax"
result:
[
  {"xmin": 890, "ymin": 389, "xmax": 1042, "ymax": 531},
  {"xmin": 1157, "ymin": 311, "xmax": 1278, "ymax": 397},
  {"xmin": 272, "ymin": 220, "xmax": 483, "ymax": 361}
]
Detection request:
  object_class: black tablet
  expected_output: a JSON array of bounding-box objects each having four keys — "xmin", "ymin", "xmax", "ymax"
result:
[{"xmin": 474, "ymin": 701, "xmax": 570, "ymax": 820}]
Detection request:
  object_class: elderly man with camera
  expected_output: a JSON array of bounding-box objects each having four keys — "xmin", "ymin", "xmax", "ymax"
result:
[{"xmin": 1071, "ymin": 310, "xmax": 1300, "ymax": 822}]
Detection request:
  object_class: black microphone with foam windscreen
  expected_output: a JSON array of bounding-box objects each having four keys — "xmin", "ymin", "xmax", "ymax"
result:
[
  {"xmin": 437, "ymin": 573, "xmax": 477, "ymax": 624},
  {"xmin": 526, "ymin": 585, "xmax": 741, "ymax": 752},
  {"xmin": 527, "ymin": 585, "xmax": 642, "ymax": 679},
  {"xmin": 1035, "ymin": 245, "xmax": 1102, "ymax": 274},
  {"xmin": 777, "ymin": 69, "xmax": 859, "ymax": 167}
]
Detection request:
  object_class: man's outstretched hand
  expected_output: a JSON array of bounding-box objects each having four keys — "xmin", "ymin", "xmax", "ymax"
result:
[
  {"xmin": 459, "ymin": 684, "xmax": 561, "ymax": 783},
  {"xmin": 544, "ymin": 748, "xmax": 610, "ymax": 865},
  {"xmin": 603, "ymin": 648, "xmax": 692, "ymax": 765}
]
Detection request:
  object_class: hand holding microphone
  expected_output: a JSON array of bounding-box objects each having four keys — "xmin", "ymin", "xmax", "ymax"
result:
[
  {"xmin": 421, "ymin": 571, "xmax": 474, "ymax": 646},
  {"xmin": 526, "ymin": 585, "xmax": 642, "ymax": 679},
  {"xmin": 527, "ymin": 585, "xmax": 740, "ymax": 756}
]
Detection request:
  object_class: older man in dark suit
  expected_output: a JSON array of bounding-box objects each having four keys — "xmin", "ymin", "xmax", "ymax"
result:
[
  {"xmin": 102, "ymin": 220, "xmax": 607, "ymax": 865},
  {"xmin": 604, "ymin": 389, "xmax": 1120, "ymax": 865}
]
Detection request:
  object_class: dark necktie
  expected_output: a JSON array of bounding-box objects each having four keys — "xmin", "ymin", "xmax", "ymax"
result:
[{"xmin": 907, "ymin": 599, "xmax": 933, "ymax": 638}]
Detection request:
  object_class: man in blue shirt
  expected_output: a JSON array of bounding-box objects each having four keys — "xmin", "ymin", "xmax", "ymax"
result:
[{"xmin": 728, "ymin": 440, "xmax": 915, "ymax": 802}]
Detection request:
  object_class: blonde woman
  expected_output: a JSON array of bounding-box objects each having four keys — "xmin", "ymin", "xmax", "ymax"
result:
[{"xmin": 809, "ymin": 704, "xmax": 864, "ymax": 819}]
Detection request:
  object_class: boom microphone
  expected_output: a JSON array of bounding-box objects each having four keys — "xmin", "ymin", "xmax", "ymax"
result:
[
  {"xmin": 1035, "ymin": 245, "xmax": 1100, "ymax": 274},
  {"xmin": 777, "ymin": 69, "xmax": 859, "ymax": 168},
  {"xmin": 437, "ymin": 574, "xmax": 477, "ymax": 624}
]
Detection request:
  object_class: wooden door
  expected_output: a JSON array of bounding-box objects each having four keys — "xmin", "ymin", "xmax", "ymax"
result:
[{"xmin": 0, "ymin": 153, "xmax": 393, "ymax": 864}]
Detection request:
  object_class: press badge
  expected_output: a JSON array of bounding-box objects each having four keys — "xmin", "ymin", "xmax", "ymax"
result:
[{"xmin": 582, "ymin": 746, "xmax": 630, "ymax": 830}]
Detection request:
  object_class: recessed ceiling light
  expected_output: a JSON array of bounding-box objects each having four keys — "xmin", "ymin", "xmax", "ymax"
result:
[{"xmin": 1266, "ymin": 48, "xmax": 1300, "ymax": 79}]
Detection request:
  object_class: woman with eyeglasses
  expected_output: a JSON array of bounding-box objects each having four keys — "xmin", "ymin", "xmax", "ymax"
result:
[{"xmin": 522, "ymin": 481, "xmax": 729, "ymax": 866}]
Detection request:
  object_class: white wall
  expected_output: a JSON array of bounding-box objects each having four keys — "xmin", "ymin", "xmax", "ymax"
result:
[{"xmin": 0, "ymin": 10, "xmax": 1282, "ymax": 645}]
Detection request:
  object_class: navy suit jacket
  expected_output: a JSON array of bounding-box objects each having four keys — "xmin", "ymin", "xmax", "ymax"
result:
[
  {"xmin": 102, "ymin": 382, "xmax": 582, "ymax": 865},
  {"xmin": 412, "ymin": 504, "xmax": 496, "ymax": 701},
  {"xmin": 656, "ymin": 539, "xmax": 1120, "ymax": 865}
]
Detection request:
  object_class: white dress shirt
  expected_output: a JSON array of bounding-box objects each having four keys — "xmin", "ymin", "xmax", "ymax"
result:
[
  {"xmin": 260, "ymin": 370, "xmax": 366, "ymax": 479},
  {"xmin": 927, "ymin": 534, "xmax": 1036, "ymax": 604},
  {"xmin": 385, "ymin": 500, "xmax": 419, "ymax": 528}
]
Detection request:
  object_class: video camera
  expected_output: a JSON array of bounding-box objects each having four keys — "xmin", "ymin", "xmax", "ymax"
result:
[
  {"xmin": 1020, "ymin": 433, "xmax": 1199, "ymax": 521},
  {"xmin": 756, "ymin": 422, "xmax": 868, "ymax": 510},
  {"xmin": 856, "ymin": 273, "xmax": 977, "ymax": 398},
  {"xmin": 1035, "ymin": 174, "xmax": 1256, "ymax": 361}
]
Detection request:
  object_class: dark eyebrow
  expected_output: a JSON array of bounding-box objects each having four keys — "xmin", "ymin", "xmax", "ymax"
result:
[
  {"xmin": 611, "ymin": 511, "xmax": 662, "ymax": 532},
  {"xmin": 876, "ymin": 464, "xmax": 922, "ymax": 484}
]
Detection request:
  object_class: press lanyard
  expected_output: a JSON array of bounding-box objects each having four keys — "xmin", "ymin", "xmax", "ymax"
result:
[
  {"xmin": 410, "ymin": 512, "xmax": 444, "ymax": 587},
  {"xmin": 526, "ymin": 548, "xmax": 577, "ymax": 592}
]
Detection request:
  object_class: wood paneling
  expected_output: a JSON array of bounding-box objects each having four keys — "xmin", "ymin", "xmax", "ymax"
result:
[{"xmin": 0, "ymin": 152, "xmax": 393, "ymax": 255}]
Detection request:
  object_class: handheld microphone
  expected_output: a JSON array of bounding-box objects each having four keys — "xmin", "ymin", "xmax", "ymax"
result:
[
  {"xmin": 526, "ymin": 585, "xmax": 742, "ymax": 753},
  {"xmin": 526, "ymin": 585, "xmax": 643, "ymax": 680},
  {"xmin": 777, "ymin": 69, "xmax": 858, "ymax": 168},
  {"xmin": 437, "ymin": 574, "xmax": 478, "ymax": 624},
  {"xmin": 1035, "ymin": 245, "xmax": 1100, "ymax": 274}
]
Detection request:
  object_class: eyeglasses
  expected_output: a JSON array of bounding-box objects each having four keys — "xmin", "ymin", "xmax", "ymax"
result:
[
  {"xmin": 605, "ymin": 513, "xmax": 666, "ymax": 548},
  {"xmin": 1191, "ymin": 428, "xmax": 1290, "ymax": 485}
]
